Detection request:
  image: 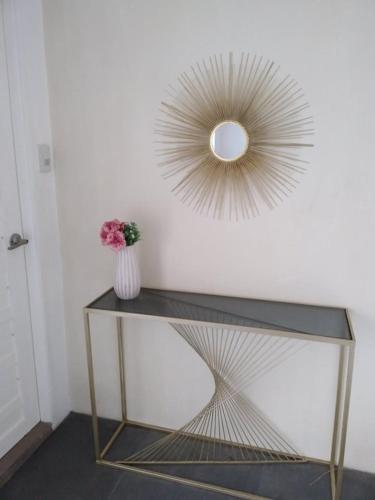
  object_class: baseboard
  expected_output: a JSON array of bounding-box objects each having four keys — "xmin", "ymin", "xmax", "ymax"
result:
[{"xmin": 0, "ymin": 421, "xmax": 52, "ymax": 487}]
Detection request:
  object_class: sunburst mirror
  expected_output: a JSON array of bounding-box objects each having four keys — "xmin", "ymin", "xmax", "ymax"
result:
[{"xmin": 155, "ymin": 53, "xmax": 314, "ymax": 220}]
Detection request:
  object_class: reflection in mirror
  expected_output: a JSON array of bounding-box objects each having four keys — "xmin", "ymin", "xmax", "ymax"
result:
[{"xmin": 210, "ymin": 121, "xmax": 249, "ymax": 161}]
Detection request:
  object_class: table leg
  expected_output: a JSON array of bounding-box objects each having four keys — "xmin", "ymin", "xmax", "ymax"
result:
[
  {"xmin": 117, "ymin": 317, "xmax": 127, "ymax": 422},
  {"xmin": 334, "ymin": 343, "xmax": 355, "ymax": 500},
  {"xmin": 83, "ymin": 310, "xmax": 100, "ymax": 460},
  {"xmin": 330, "ymin": 345, "xmax": 345, "ymax": 497}
]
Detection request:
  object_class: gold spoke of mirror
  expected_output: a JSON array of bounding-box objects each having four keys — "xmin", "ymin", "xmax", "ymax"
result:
[{"xmin": 155, "ymin": 53, "xmax": 314, "ymax": 219}]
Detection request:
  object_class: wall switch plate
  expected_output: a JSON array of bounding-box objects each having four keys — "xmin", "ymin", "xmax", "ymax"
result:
[{"xmin": 38, "ymin": 144, "xmax": 52, "ymax": 173}]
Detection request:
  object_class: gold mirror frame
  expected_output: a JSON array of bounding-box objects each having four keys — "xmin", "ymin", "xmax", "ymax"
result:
[{"xmin": 155, "ymin": 53, "xmax": 314, "ymax": 219}]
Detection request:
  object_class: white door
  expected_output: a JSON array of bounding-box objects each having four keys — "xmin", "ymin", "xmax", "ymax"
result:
[{"xmin": 0, "ymin": 2, "xmax": 40, "ymax": 458}]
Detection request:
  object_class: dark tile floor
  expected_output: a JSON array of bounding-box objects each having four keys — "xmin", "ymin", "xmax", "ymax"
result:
[{"xmin": 1, "ymin": 413, "xmax": 374, "ymax": 500}]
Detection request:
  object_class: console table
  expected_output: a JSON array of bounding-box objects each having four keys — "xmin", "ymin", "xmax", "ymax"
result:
[{"xmin": 84, "ymin": 288, "xmax": 355, "ymax": 500}]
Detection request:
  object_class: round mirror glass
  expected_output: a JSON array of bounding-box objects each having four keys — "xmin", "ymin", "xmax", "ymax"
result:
[{"xmin": 210, "ymin": 121, "xmax": 249, "ymax": 161}]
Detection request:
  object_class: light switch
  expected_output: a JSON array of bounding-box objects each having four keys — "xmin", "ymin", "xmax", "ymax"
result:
[{"xmin": 38, "ymin": 144, "xmax": 52, "ymax": 173}]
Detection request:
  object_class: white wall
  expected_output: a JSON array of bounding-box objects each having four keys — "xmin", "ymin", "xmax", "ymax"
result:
[{"xmin": 42, "ymin": 0, "xmax": 375, "ymax": 472}]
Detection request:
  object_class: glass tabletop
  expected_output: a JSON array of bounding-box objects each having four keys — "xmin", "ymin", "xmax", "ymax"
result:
[{"xmin": 86, "ymin": 288, "xmax": 352, "ymax": 341}]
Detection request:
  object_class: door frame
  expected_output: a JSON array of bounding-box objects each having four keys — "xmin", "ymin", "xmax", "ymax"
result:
[{"xmin": 1, "ymin": 0, "xmax": 70, "ymax": 427}]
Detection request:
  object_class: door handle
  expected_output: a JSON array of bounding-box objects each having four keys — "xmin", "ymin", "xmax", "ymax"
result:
[{"xmin": 8, "ymin": 233, "xmax": 29, "ymax": 251}]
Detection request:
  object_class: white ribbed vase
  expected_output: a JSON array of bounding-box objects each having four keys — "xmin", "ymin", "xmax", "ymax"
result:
[{"xmin": 114, "ymin": 245, "xmax": 140, "ymax": 300}]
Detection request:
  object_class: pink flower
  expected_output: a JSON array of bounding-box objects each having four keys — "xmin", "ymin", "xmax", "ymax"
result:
[
  {"xmin": 100, "ymin": 219, "xmax": 126, "ymax": 251},
  {"xmin": 107, "ymin": 230, "xmax": 125, "ymax": 251}
]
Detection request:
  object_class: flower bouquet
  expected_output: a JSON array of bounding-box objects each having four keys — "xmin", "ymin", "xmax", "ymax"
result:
[{"xmin": 100, "ymin": 219, "xmax": 141, "ymax": 299}]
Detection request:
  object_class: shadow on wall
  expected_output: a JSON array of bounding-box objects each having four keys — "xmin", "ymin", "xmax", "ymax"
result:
[{"xmin": 137, "ymin": 213, "xmax": 166, "ymax": 286}]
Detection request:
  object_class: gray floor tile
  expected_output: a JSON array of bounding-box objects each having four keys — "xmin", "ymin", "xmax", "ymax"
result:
[{"xmin": 1, "ymin": 413, "xmax": 374, "ymax": 500}]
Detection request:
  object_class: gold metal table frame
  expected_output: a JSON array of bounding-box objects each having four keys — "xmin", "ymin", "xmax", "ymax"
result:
[{"xmin": 83, "ymin": 288, "xmax": 355, "ymax": 500}]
